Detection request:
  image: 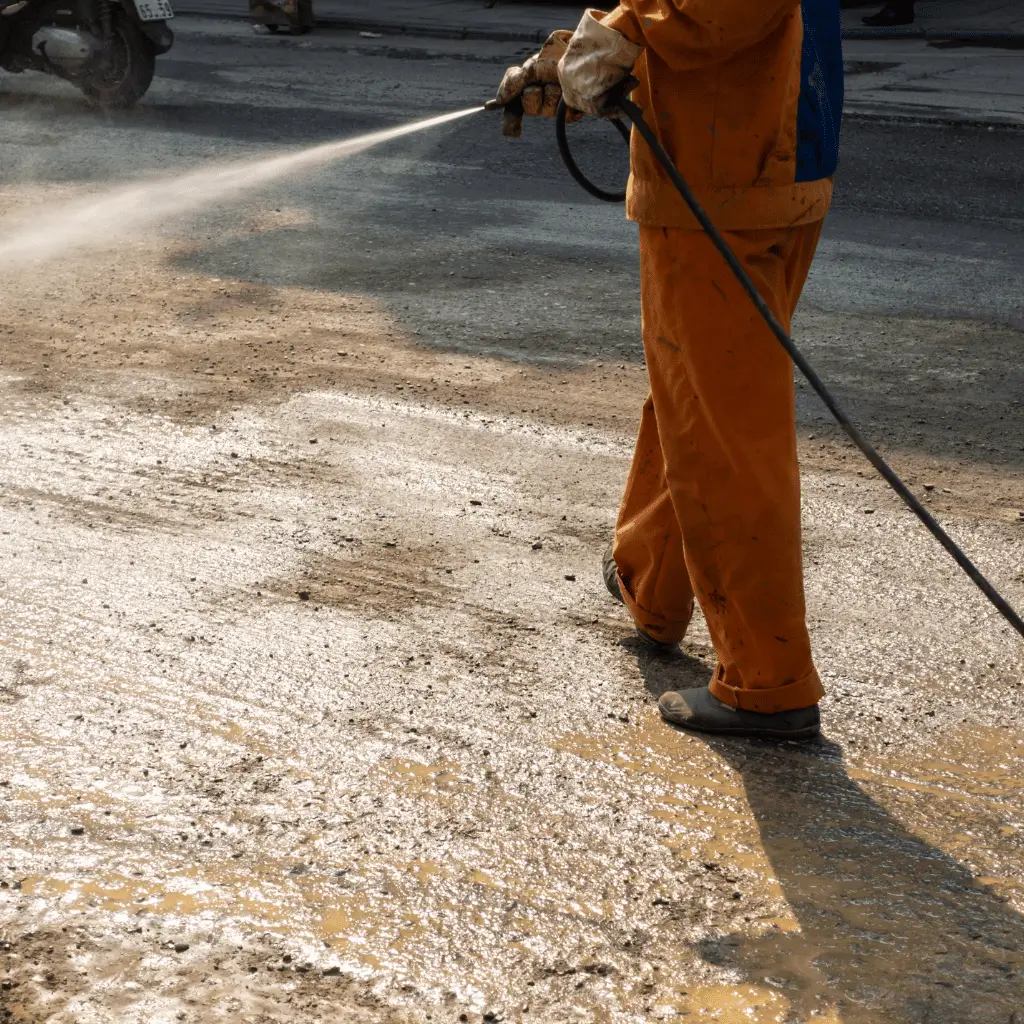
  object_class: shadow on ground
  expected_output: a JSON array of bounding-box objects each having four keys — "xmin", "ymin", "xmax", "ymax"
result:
[
  {"xmin": 634, "ymin": 653, "xmax": 1024, "ymax": 1023},
  {"xmin": 709, "ymin": 738, "xmax": 1024, "ymax": 1023},
  {"xmin": 166, "ymin": 113, "xmax": 1024, "ymax": 474}
]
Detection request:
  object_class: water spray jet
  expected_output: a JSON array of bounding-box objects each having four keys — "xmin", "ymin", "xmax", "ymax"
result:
[{"xmin": 0, "ymin": 105, "xmax": 482, "ymax": 268}]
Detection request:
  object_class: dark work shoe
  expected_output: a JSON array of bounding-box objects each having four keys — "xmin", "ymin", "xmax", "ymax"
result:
[
  {"xmin": 659, "ymin": 685, "xmax": 821, "ymax": 740},
  {"xmin": 862, "ymin": 3, "xmax": 915, "ymax": 26},
  {"xmin": 602, "ymin": 543, "xmax": 678, "ymax": 653},
  {"xmin": 603, "ymin": 543, "xmax": 623, "ymax": 603}
]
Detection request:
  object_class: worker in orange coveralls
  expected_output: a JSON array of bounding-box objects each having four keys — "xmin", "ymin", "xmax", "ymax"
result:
[{"xmin": 493, "ymin": 2, "xmax": 844, "ymax": 740}]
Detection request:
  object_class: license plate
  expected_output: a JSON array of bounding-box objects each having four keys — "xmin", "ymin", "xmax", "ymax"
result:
[{"xmin": 133, "ymin": 0, "xmax": 174, "ymax": 21}]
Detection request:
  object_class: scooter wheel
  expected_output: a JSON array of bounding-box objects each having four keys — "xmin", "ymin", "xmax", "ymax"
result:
[{"xmin": 79, "ymin": 11, "xmax": 155, "ymax": 109}]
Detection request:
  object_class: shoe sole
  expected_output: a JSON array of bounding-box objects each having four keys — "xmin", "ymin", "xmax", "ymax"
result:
[{"xmin": 658, "ymin": 707, "xmax": 820, "ymax": 741}]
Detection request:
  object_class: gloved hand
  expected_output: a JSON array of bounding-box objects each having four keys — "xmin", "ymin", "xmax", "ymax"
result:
[
  {"xmin": 492, "ymin": 29, "xmax": 573, "ymax": 137},
  {"xmin": 558, "ymin": 9, "xmax": 643, "ymax": 116}
]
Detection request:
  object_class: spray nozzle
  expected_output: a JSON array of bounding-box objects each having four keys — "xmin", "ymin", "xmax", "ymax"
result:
[{"xmin": 483, "ymin": 94, "xmax": 524, "ymax": 137}]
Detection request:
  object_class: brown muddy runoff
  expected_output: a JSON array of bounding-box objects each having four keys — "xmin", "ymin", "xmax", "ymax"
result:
[{"xmin": 1, "ymin": 221, "xmax": 1023, "ymax": 1022}]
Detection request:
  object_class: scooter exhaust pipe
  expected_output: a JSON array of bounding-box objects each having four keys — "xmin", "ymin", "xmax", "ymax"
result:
[{"xmin": 32, "ymin": 26, "xmax": 101, "ymax": 70}]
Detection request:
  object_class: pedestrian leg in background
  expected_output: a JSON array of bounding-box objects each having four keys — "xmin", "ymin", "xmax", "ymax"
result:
[
  {"xmin": 250, "ymin": 0, "xmax": 314, "ymax": 34},
  {"xmin": 612, "ymin": 223, "xmax": 825, "ymax": 738}
]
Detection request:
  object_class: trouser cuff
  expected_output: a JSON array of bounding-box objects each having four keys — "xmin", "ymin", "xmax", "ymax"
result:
[
  {"xmin": 617, "ymin": 570, "xmax": 692, "ymax": 645},
  {"xmin": 710, "ymin": 665, "xmax": 824, "ymax": 714}
]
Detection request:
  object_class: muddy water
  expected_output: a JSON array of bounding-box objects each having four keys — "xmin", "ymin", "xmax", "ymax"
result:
[
  {"xmin": 10, "ymin": 711, "xmax": 1022, "ymax": 1021},
  {"xmin": 1, "ymin": 247, "xmax": 1023, "ymax": 1022}
]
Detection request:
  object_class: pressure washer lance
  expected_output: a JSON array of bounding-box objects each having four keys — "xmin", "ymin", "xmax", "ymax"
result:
[{"xmin": 486, "ymin": 81, "xmax": 1024, "ymax": 641}]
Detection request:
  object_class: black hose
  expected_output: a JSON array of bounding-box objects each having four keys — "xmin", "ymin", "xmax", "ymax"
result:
[
  {"xmin": 554, "ymin": 91, "xmax": 1024, "ymax": 642},
  {"xmin": 555, "ymin": 104, "xmax": 630, "ymax": 203}
]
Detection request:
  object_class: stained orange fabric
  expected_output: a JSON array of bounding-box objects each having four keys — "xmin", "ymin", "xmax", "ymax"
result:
[
  {"xmin": 613, "ymin": 222, "xmax": 825, "ymax": 713},
  {"xmin": 598, "ymin": 2, "xmax": 835, "ymax": 229}
]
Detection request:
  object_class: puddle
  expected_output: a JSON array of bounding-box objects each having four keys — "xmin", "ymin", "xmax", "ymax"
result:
[
  {"xmin": 556, "ymin": 716, "xmax": 1024, "ymax": 1023},
  {"xmin": 21, "ymin": 854, "xmax": 453, "ymax": 971},
  {"xmin": 383, "ymin": 756, "xmax": 465, "ymax": 791},
  {"xmin": 21, "ymin": 865, "xmax": 278, "ymax": 923}
]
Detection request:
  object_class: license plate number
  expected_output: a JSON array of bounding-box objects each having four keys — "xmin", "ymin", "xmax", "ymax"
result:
[{"xmin": 133, "ymin": 0, "xmax": 174, "ymax": 20}]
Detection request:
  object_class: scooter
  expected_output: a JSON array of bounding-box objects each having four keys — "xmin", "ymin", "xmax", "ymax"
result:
[{"xmin": 0, "ymin": 0, "xmax": 174, "ymax": 107}]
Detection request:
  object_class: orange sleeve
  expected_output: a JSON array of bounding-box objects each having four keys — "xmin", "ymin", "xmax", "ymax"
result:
[
  {"xmin": 598, "ymin": 1, "xmax": 799, "ymax": 70},
  {"xmin": 599, "ymin": 5, "xmax": 647, "ymax": 46}
]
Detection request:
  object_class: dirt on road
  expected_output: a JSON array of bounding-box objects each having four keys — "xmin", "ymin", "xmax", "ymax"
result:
[{"xmin": 1, "ymin": 186, "xmax": 1023, "ymax": 1023}]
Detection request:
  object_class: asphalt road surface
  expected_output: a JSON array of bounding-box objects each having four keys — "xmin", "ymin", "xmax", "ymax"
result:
[{"xmin": 1, "ymin": 19, "xmax": 1022, "ymax": 1024}]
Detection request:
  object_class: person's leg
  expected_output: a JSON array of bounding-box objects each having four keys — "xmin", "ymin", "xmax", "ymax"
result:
[
  {"xmin": 638, "ymin": 223, "xmax": 824, "ymax": 716},
  {"xmin": 613, "ymin": 393, "xmax": 696, "ymax": 646}
]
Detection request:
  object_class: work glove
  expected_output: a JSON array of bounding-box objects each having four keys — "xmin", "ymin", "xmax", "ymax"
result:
[
  {"xmin": 558, "ymin": 9, "xmax": 643, "ymax": 116},
  {"xmin": 492, "ymin": 29, "xmax": 573, "ymax": 137}
]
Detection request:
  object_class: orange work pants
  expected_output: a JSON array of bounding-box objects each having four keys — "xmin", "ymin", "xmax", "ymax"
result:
[{"xmin": 614, "ymin": 223, "xmax": 825, "ymax": 713}]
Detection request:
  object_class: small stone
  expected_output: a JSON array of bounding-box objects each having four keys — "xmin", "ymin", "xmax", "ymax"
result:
[
  {"xmin": 564, "ymin": 574, "xmax": 576, "ymax": 582},
  {"xmin": 173, "ymin": 942, "xmax": 190, "ymax": 953},
  {"xmin": 297, "ymin": 591, "xmax": 310, "ymax": 601},
  {"xmin": 309, "ymin": 438, "xmax": 318, "ymax": 445},
  {"xmin": 924, "ymin": 483, "xmax": 936, "ymax": 491},
  {"xmin": 469, "ymin": 499, "xmax": 482, "ymax": 506},
  {"xmin": 531, "ymin": 541, "xmax": 543, "ymax": 551},
  {"xmin": 862, "ymin": 508, "xmax": 875, "ymax": 515},
  {"xmin": 70, "ymin": 826, "xmax": 85, "ymax": 836}
]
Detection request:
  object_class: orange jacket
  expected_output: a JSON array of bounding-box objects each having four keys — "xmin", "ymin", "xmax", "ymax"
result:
[{"xmin": 601, "ymin": 1, "xmax": 844, "ymax": 229}]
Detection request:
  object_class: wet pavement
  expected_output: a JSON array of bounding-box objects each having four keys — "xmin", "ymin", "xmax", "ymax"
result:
[{"xmin": 1, "ymin": 18, "xmax": 1023, "ymax": 1024}]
